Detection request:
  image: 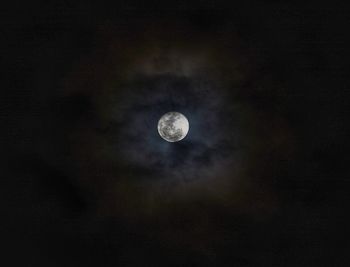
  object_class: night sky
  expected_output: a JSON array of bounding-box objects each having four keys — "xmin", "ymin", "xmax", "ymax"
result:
[{"xmin": 1, "ymin": 2, "xmax": 349, "ymax": 266}]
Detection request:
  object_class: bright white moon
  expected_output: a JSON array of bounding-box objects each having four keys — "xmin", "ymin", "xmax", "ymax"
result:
[{"xmin": 158, "ymin": 112, "xmax": 189, "ymax": 142}]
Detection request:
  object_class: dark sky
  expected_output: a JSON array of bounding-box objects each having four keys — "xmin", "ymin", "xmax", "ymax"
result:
[{"xmin": 1, "ymin": 1, "xmax": 349, "ymax": 266}]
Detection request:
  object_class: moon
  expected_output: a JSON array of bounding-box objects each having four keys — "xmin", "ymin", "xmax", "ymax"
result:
[{"xmin": 158, "ymin": 112, "xmax": 189, "ymax": 142}]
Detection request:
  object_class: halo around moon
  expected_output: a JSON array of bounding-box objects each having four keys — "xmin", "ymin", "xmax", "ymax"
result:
[{"xmin": 158, "ymin": 112, "xmax": 189, "ymax": 142}]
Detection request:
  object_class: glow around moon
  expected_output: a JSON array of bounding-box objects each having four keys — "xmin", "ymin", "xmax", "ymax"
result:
[{"xmin": 158, "ymin": 112, "xmax": 189, "ymax": 142}]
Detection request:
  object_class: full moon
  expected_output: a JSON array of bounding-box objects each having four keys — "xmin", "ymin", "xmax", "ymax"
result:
[{"xmin": 158, "ymin": 112, "xmax": 189, "ymax": 142}]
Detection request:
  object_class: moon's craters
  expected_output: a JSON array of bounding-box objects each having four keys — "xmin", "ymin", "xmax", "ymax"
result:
[{"xmin": 158, "ymin": 112, "xmax": 189, "ymax": 142}]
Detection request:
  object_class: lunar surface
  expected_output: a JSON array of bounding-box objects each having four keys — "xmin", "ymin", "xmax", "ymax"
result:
[{"xmin": 158, "ymin": 112, "xmax": 189, "ymax": 142}]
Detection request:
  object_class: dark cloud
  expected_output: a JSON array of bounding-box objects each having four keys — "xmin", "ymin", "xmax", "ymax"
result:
[{"xmin": 110, "ymin": 74, "xmax": 236, "ymax": 179}]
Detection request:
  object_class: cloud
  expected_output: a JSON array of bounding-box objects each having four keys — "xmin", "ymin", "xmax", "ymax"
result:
[{"xmin": 107, "ymin": 72, "xmax": 239, "ymax": 184}]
